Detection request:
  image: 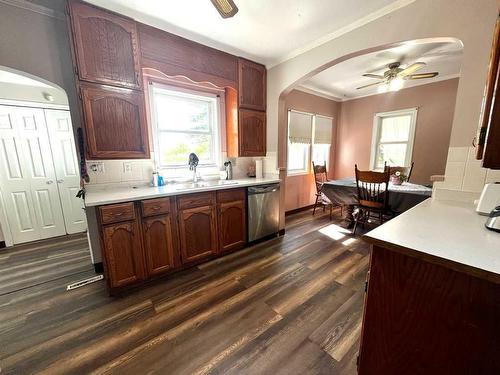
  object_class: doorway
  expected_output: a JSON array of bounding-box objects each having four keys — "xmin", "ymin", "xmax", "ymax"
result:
[{"xmin": 0, "ymin": 69, "xmax": 87, "ymax": 246}]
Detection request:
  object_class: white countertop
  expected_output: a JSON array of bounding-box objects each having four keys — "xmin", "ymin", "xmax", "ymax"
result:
[
  {"xmin": 84, "ymin": 177, "xmax": 281, "ymax": 207},
  {"xmin": 364, "ymin": 198, "xmax": 500, "ymax": 280}
]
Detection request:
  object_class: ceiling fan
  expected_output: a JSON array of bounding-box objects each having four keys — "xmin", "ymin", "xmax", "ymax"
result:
[
  {"xmin": 210, "ymin": 0, "xmax": 238, "ymax": 18},
  {"xmin": 356, "ymin": 62, "xmax": 439, "ymax": 92}
]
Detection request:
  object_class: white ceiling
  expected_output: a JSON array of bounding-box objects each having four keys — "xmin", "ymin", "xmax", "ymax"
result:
[
  {"xmin": 84, "ymin": 0, "xmax": 415, "ymax": 67},
  {"xmin": 0, "ymin": 70, "xmax": 52, "ymax": 88},
  {"xmin": 299, "ymin": 40, "xmax": 464, "ymax": 101}
]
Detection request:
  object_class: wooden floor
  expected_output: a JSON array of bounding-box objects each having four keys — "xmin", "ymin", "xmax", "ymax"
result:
[
  {"xmin": 0, "ymin": 234, "xmax": 93, "ymax": 296},
  {"xmin": 0, "ymin": 209, "xmax": 369, "ymax": 375}
]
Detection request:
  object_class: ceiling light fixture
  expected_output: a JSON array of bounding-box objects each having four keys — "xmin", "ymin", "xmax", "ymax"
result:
[
  {"xmin": 210, "ymin": 0, "xmax": 238, "ymax": 18},
  {"xmin": 389, "ymin": 77, "xmax": 404, "ymax": 92}
]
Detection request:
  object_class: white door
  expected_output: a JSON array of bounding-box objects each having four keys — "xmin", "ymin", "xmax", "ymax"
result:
[
  {"xmin": 44, "ymin": 109, "xmax": 86, "ymax": 234},
  {"xmin": 0, "ymin": 105, "xmax": 66, "ymax": 243}
]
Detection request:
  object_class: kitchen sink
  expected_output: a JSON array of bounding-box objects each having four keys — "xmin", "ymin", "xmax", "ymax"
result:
[{"xmin": 175, "ymin": 180, "xmax": 238, "ymax": 190}]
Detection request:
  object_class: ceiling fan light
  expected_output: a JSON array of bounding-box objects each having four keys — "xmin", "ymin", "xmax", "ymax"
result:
[
  {"xmin": 389, "ymin": 77, "xmax": 404, "ymax": 92},
  {"xmin": 210, "ymin": 0, "xmax": 238, "ymax": 18},
  {"xmin": 378, "ymin": 84, "xmax": 388, "ymax": 94}
]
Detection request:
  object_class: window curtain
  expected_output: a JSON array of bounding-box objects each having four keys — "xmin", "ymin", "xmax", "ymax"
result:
[
  {"xmin": 314, "ymin": 115, "xmax": 333, "ymax": 144},
  {"xmin": 288, "ymin": 111, "xmax": 313, "ymax": 144}
]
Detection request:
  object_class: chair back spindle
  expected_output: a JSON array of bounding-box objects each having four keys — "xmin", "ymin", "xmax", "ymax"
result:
[{"xmin": 355, "ymin": 165, "xmax": 390, "ymax": 210}]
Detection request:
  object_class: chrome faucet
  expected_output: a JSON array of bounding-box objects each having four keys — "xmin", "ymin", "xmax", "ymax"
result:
[{"xmin": 188, "ymin": 153, "xmax": 199, "ymax": 183}]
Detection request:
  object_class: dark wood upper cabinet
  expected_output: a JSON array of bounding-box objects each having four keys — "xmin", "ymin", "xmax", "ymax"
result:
[
  {"xmin": 238, "ymin": 58, "xmax": 266, "ymax": 111},
  {"xmin": 68, "ymin": 0, "xmax": 142, "ymax": 89},
  {"xmin": 80, "ymin": 82, "xmax": 149, "ymax": 159},
  {"xmin": 239, "ymin": 109, "xmax": 266, "ymax": 156},
  {"xmin": 178, "ymin": 204, "xmax": 218, "ymax": 264},
  {"xmin": 477, "ymin": 15, "xmax": 500, "ymax": 169},
  {"xmin": 101, "ymin": 220, "xmax": 145, "ymax": 289},
  {"xmin": 142, "ymin": 214, "xmax": 176, "ymax": 277},
  {"xmin": 217, "ymin": 189, "xmax": 246, "ymax": 253}
]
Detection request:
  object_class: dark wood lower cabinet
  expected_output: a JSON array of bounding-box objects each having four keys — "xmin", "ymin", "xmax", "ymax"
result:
[
  {"xmin": 142, "ymin": 214, "xmax": 175, "ymax": 276},
  {"xmin": 98, "ymin": 187, "xmax": 252, "ymax": 293},
  {"xmin": 358, "ymin": 245, "xmax": 500, "ymax": 374},
  {"xmin": 218, "ymin": 199, "xmax": 246, "ymax": 253},
  {"xmin": 101, "ymin": 220, "xmax": 145, "ymax": 289},
  {"xmin": 178, "ymin": 205, "xmax": 218, "ymax": 264}
]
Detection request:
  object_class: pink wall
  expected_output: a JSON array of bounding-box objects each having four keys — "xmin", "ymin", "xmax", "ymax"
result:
[
  {"xmin": 284, "ymin": 89, "xmax": 340, "ymax": 212},
  {"xmin": 335, "ymin": 78, "xmax": 459, "ymax": 184}
]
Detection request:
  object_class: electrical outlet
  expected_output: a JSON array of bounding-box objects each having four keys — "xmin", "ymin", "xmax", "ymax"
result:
[
  {"xmin": 89, "ymin": 162, "xmax": 105, "ymax": 173},
  {"xmin": 123, "ymin": 162, "xmax": 132, "ymax": 173}
]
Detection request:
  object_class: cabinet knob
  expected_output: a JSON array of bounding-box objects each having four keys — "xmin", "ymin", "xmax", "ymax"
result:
[
  {"xmin": 46, "ymin": 180, "xmax": 54, "ymax": 184},
  {"xmin": 57, "ymin": 179, "xmax": 64, "ymax": 183}
]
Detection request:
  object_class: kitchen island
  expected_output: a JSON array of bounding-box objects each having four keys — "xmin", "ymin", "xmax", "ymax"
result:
[
  {"xmin": 358, "ymin": 198, "xmax": 500, "ymax": 374},
  {"xmin": 84, "ymin": 178, "xmax": 280, "ymax": 294}
]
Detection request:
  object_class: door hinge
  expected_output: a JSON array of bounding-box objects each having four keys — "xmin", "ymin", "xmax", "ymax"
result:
[
  {"xmin": 356, "ymin": 354, "xmax": 360, "ymax": 369},
  {"xmin": 364, "ymin": 280, "xmax": 368, "ymax": 293}
]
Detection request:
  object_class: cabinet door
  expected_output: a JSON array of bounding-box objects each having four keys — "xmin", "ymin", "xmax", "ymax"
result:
[
  {"xmin": 239, "ymin": 109, "xmax": 266, "ymax": 156},
  {"xmin": 178, "ymin": 205, "xmax": 218, "ymax": 264},
  {"xmin": 80, "ymin": 82, "xmax": 149, "ymax": 159},
  {"xmin": 142, "ymin": 214, "xmax": 176, "ymax": 276},
  {"xmin": 102, "ymin": 220, "xmax": 145, "ymax": 289},
  {"xmin": 238, "ymin": 58, "xmax": 266, "ymax": 111},
  {"xmin": 218, "ymin": 200, "xmax": 246, "ymax": 253},
  {"xmin": 69, "ymin": 0, "xmax": 142, "ymax": 89},
  {"xmin": 478, "ymin": 16, "xmax": 500, "ymax": 168}
]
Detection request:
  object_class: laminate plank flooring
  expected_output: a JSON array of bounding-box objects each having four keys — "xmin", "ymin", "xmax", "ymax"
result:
[
  {"xmin": 0, "ymin": 209, "xmax": 369, "ymax": 374},
  {"xmin": 0, "ymin": 234, "xmax": 93, "ymax": 296}
]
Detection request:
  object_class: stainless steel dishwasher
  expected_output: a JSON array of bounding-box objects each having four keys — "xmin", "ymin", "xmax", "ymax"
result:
[{"xmin": 247, "ymin": 183, "xmax": 280, "ymax": 242}]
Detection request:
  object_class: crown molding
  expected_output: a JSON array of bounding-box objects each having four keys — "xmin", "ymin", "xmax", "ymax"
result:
[
  {"xmin": 0, "ymin": 0, "xmax": 65, "ymax": 20},
  {"xmin": 294, "ymin": 85, "xmax": 343, "ymax": 102},
  {"xmin": 298, "ymin": 74, "xmax": 460, "ymax": 102},
  {"xmin": 268, "ymin": 0, "xmax": 416, "ymax": 68}
]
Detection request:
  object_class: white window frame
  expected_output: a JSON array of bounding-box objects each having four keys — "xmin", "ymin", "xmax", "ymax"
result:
[
  {"xmin": 370, "ymin": 107, "xmax": 418, "ymax": 171},
  {"xmin": 149, "ymin": 82, "xmax": 222, "ymax": 170},
  {"xmin": 287, "ymin": 110, "xmax": 333, "ymax": 176}
]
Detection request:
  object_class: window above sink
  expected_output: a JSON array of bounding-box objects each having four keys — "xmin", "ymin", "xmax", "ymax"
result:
[{"xmin": 149, "ymin": 83, "xmax": 223, "ymax": 170}]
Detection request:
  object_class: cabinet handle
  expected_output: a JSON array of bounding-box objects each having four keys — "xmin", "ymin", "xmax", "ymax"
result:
[
  {"xmin": 57, "ymin": 179, "xmax": 64, "ymax": 183},
  {"xmin": 46, "ymin": 180, "xmax": 54, "ymax": 185},
  {"xmin": 152, "ymin": 206, "xmax": 160, "ymax": 210},
  {"xmin": 114, "ymin": 212, "xmax": 123, "ymax": 216}
]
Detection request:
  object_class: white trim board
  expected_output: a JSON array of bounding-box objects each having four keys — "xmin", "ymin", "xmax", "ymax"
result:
[
  {"xmin": 298, "ymin": 74, "xmax": 460, "ymax": 103},
  {"xmin": 369, "ymin": 107, "xmax": 418, "ymax": 170},
  {"xmin": 0, "ymin": 99, "xmax": 69, "ymax": 110}
]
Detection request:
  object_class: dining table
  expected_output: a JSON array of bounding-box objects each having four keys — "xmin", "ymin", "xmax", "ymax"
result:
[{"xmin": 322, "ymin": 177, "xmax": 432, "ymax": 227}]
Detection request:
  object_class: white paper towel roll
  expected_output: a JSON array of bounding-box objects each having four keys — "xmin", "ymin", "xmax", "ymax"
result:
[{"xmin": 255, "ymin": 159, "xmax": 263, "ymax": 179}]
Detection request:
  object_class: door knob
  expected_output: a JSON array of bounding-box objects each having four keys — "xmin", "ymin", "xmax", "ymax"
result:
[
  {"xmin": 46, "ymin": 180, "xmax": 54, "ymax": 184},
  {"xmin": 57, "ymin": 179, "xmax": 64, "ymax": 183}
]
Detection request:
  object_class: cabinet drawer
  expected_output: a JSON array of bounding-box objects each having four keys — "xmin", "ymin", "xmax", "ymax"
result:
[
  {"xmin": 99, "ymin": 202, "xmax": 135, "ymax": 224},
  {"xmin": 141, "ymin": 197, "xmax": 171, "ymax": 217},
  {"xmin": 217, "ymin": 188, "xmax": 246, "ymax": 203},
  {"xmin": 177, "ymin": 192, "xmax": 215, "ymax": 209}
]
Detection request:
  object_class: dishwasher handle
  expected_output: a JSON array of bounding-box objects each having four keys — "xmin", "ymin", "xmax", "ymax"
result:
[{"xmin": 248, "ymin": 184, "xmax": 280, "ymax": 195}]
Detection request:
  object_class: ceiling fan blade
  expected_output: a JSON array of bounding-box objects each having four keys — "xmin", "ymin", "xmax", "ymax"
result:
[
  {"xmin": 210, "ymin": 0, "xmax": 238, "ymax": 18},
  {"xmin": 362, "ymin": 73, "xmax": 384, "ymax": 79},
  {"xmin": 398, "ymin": 62, "xmax": 426, "ymax": 77},
  {"xmin": 406, "ymin": 72, "xmax": 439, "ymax": 80},
  {"xmin": 356, "ymin": 81, "xmax": 383, "ymax": 90}
]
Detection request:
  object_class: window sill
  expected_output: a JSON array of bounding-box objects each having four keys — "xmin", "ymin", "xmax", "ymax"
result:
[{"xmin": 287, "ymin": 170, "xmax": 310, "ymax": 177}]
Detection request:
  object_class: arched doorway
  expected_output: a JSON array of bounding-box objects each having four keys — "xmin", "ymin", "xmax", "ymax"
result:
[
  {"xmin": 275, "ymin": 37, "xmax": 463, "ymax": 228},
  {"xmin": 0, "ymin": 66, "xmax": 86, "ymax": 247}
]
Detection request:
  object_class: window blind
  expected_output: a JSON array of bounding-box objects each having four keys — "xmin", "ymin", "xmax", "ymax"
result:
[
  {"xmin": 314, "ymin": 115, "xmax": 333, "ymax": 144},
  {"xmin": 288, "ymin": 111, "xmax": 313, "ymax": 144}
]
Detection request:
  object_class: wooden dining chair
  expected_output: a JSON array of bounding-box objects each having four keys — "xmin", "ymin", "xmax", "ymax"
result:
[
  {"xmin": 353, "ymin": 164, "xmax": 393, "ymax": 234},
  {"xmin": 387, "ymin": 162, "xmax": 414, "ymax": 182},
  {"xmin": 312, "ymin": 162, "xmax": 342, "ymax": 219}
]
